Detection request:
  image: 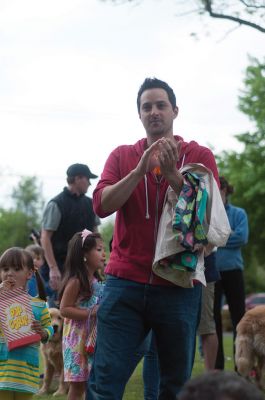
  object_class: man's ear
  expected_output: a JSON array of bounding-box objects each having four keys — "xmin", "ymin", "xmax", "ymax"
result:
[{"xmin": 173, "ymin": 106, "xmax": 179, "ymax": 119}]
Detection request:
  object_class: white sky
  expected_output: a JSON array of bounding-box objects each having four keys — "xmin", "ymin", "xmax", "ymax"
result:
[{"xmin": 0, "ymin": 0, "xmax": 264, "ymax": 208}]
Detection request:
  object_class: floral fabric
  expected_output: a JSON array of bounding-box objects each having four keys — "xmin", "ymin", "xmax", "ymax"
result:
[
  {"xmin": 161, "ymin": 172, "xmax": 208, "ymax": 272},
  {"xmin": 62, "ymin": 280, "xmax": 105, "ymax": 382}
]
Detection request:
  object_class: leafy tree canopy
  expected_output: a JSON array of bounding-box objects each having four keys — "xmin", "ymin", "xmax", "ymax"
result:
[
  {"xmin": 0, "ymin": 176, "xmax": 44, "ymax": 254},
  {"xmin": 217, "ymin": 57, "xmax": 265, "ymax": 291}
]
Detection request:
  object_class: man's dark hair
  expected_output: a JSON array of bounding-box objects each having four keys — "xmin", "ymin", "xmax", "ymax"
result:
[
  {"xmin": 178, "ymin": 371, "xmax": 264, "ymax": 400},
  {"xmin": 137, "ymin": 77, "xmax": 177, "ymax": 114},
  {"xmin": 219, "ymin": 176, "xmax": 234, "ymax": 195}
]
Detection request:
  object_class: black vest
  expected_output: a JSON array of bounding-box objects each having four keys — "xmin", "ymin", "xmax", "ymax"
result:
[{"xmin": 51, "ymin": 187, "xmax": 96, "ymax": 266}]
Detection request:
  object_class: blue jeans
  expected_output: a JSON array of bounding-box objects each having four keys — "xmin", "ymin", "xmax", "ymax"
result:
[
  {"xmin": 142, "ymin": 331, "xmax": 160, "ymax": 400},
  {"xmin": 40, "ymin": 262, "xmax": 61, "ymax": 308},
  {"xmin": 130, "ymin": 330, "xmax": 159, "ymax": 400},
  {"xmin": 87, "ymin": 276, "xmax": 201, "ymax": 400}
]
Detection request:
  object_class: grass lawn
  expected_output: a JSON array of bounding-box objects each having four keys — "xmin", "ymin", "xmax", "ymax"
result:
[{"xmin": 33, "ymin": 334, "xmax": 234, "ymax": 399}]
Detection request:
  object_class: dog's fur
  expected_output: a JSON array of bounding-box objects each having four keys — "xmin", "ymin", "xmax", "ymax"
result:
[
  {"xmin": 39, "ymin": 307, "xmax": 68, "ymax": 396},
  {"xmin": 235, "ymin": 305, "xmax": 265, "ymax": 389}
]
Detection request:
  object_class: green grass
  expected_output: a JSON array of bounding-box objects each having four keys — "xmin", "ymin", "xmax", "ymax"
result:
[{"xmin": 33, "ymin": 334, "xmax": 234, "ymax": 399}]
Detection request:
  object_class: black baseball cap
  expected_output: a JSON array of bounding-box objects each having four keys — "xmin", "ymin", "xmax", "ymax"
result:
[{"xmin": 66, "ymin": 163, "xmax": 98, "ymax": 179}]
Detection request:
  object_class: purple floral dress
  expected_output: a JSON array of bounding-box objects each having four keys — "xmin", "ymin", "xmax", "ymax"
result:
[{"xmin": 62, "ymin": 281, "xmax": 105, "ymax": 382}]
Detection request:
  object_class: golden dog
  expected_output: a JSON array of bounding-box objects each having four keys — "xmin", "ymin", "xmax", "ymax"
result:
[
  {"xmin": 39, "ymin": 307, "xmax": 68, "ymax": 396},
  {"xmin": 235, "ymin": 305, "xmax": 265, "ymax": 389}
]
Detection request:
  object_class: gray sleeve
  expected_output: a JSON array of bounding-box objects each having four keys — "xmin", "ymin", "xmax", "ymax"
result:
[
  {"xmin": 42, "ymin": 201, "xmax": 62, "ymax": 231},
  {"xmin": 94, "ymin": 215, "xmax": 101, "ymax": 227}
]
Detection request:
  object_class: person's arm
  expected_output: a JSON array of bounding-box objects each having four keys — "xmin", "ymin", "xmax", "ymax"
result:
[
  {"xmin": 60, "ymin": 278, "xmax": 90, "ymax": 320},
  {"xmin": 40, "ymin": 229, "xmax": 61, "ymax": 289},
  {"xmin": 101, "ymin": 167, "xmax": 144, "ymax": 214},
  {"xmin": 101, "ymin": 138, "xmax": 182, "ymax": 213},
  {"xmin": 92, "ymin": 215, "xmax": 100, "ymax": 233},
  {"xmin": 40, "ymin": 201, "xmax": 62, "ymax": 290},
  {"xmin": 31, "ymin": 319, "xmax": 51, "ymax": 343},
  {"xmin": 225, "ymin": 208, "xmax": 249, "ymax": 248},
  {"xmin": 36, "ymin": 305, "xmax": 54, "ymax": 343}
]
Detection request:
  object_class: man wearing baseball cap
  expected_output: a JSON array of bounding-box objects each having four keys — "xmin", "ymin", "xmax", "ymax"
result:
[{"xmin": 40, "ymin": 163, "xmax": 99, "ymax": 306}]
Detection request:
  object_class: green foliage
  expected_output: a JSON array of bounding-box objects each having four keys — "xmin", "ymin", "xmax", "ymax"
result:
[
  {"xmin": 217, "ymin": 57, "xmax": 265, "ymax": 292},
  {"xmin": 12, "ymin": 176, "xmax": 44, "ymax": 224},
  {"xmin": 0, "ymin": 209, "xmax": 31, "ymax": 254},
  {"xmin": 0, "ymin": 176, "xmax": 44, "ymax": 255},
  {"xmin": 99, "ymin": 220, "xmax": 114, "ymax": 260},
  {"xmin": 239, "ymin": 57, "xmax": 265, "ymax": 131}
]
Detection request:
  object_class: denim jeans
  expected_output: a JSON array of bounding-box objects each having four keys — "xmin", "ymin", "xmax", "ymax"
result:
[
  {"xmin": 87, "ymin": 275, "xmax": 201, "ymax": 400},
  {"xmin": 40, "ymin": 262, "xmax": 61, "ymax": 308},
  {"xmin": 142, "ymin": 331, "xmax": 160, "ymax": 400}
]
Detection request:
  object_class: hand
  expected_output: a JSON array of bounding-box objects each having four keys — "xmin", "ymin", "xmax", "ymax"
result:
[
  {"xmin": 135, "ymin": 140, "xmax": 165, "ymax": 176},
  {"xmin": 156, "ymin": 138, "xmax": 184, "ymax": 194},
  {"xmin": 49, "ymin": 267, "xmax": 61, "ymax": 290},
  {"xmin": 156, "ymin": 138, "xmax": 180, "ymax": 178},
  {"xmin": 0, "ymin": 278, "xmax": 16, "ymax": 291},
  {"xmin": 31, "ymin": 319, "xmax": 48, "ymax": 341}
]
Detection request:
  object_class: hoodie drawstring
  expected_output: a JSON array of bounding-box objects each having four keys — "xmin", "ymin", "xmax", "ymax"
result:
[
  {"xmin": 180, "ymin": 153, "xmax": 186, "ymax": 169},
  {"xmin": 144, "ymin": 175, "xmax": 150, "ymax": 219},
  {"xmin": 144, "ymin": 153, "xmax": 185, "ymax": 220}
]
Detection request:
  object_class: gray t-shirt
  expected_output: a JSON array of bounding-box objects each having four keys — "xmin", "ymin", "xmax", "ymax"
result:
[{"xmin": 42, "ymin": 201, "xmax": 61, "ymax": 231}]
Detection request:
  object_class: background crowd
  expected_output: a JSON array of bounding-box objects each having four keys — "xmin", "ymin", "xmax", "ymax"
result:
[{"xmin": 0, "ymin": 76, "xmax": 263, "ymax": 400}]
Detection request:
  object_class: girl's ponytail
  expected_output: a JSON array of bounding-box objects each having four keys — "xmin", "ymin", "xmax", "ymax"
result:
[{"xmin": 34, "ymin": 269, "xmax": 47, "ymax": 302}]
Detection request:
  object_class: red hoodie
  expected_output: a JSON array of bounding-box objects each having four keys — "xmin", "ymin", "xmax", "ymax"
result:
[{"xmin": 93, "ymin": 135, "xmax": 219, "ymax": 286}]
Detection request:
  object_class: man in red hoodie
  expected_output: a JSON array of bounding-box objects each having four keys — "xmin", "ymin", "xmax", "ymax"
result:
[{"xmin": 87, "ymin": 78, "xmax": 219, "ymax": 400}]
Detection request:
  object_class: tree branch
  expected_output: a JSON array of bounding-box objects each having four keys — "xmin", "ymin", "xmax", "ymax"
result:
[
  {"xmin": 239, "ymin": 0, "xmax": 265, "ymax": 9},
  {"xmin": 204, "ymin": 0, "xmax": 265, "ymax": 33}
]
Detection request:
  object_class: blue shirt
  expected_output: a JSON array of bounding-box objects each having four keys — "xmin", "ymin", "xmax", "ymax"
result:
[
  {"xmin": 27, "ymin": 275, "xmax": 38, "ymax": 297},
  {"xmin": 216, "ymin": 203, "xmax": 249, "ymax": 271}
]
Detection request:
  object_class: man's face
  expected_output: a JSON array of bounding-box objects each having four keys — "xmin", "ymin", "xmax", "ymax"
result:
[
  {"xmin": 75, "ymin": 175, "xmax": 91, "ymax": 194},
  {"xmin": 139, "ymin": 88, "xmax": 178, "ymax": 138}
]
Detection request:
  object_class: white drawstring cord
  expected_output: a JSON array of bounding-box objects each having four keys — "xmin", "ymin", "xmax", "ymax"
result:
[{"xmin": 144, "ymin": 175, "xmax": 150, "ymax": 219}]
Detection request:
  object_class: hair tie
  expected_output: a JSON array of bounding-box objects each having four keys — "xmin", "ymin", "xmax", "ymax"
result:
[{"xmin": 81, "ymin": 229, "xmax": 92, "ymax": 247}]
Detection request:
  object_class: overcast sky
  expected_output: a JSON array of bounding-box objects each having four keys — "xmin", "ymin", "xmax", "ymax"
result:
[{"xmin": 0, "ymin": 0, "xmax": 264, "ymax": 208}]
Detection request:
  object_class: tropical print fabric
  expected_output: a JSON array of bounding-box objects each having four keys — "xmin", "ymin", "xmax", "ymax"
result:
[{"xmin": 160, "ymin": 172, "xmax": 208, "ymax": 272}]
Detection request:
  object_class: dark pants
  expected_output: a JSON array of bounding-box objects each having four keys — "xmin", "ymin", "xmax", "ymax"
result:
[
  {"xmin": 214, "ymin": 269, "xmax": 245, "ymax": 369},
  {"xmin": 40, "ymin": 261, "xmax": 63, "ymax": 308},
  {"xmin": 86, "ymin": 275, "xmax": 202, "ymax": 400},
  {"xmin": 142, "ymin": 331, "xmax": 160, "ymax": 400}
]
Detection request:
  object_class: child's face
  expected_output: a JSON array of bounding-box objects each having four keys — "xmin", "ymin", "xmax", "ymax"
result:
[
  {"xmin": 33, "ymin": 255, "xmax": 44, "ymax": 270},
  {"xmin": 85, "ymin": 239, "xmax": 106, "ymax": 274},
  {"xmin": 0, "ymin": 265, "xmax": 33, "ymax": 290}
]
